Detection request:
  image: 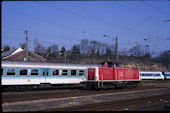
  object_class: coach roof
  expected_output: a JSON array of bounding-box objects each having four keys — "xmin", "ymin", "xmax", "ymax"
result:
[{"xmin": 2, "ymin": 60, "xmax": 100, "ymax": 68}]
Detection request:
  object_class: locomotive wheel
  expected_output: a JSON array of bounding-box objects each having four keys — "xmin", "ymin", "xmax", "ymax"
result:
[
  {"xmin": 126, "ymin": 83, "xmax": 133, "ymax": 89},
  {"xmin": 95, "ymin": 87, "xmax": 101, "ymax": 91},
  {"xmin": 132, "ymin": 83, "xmax": 138, "ymax": 88}
]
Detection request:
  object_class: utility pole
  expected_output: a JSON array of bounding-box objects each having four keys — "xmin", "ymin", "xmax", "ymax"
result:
[
  {"xmin": 64, "ymin": 51, "xmax": 67, "ymax": 63},
  {"xmin": 106, "ymin": 35, "xmax": 119, "ymax": 62},
  {"xmin": 115, "ymin": 36, "xmax": 119, "ymax": 62},
  {"xmin": 25, "ymin": 30, "xmax": 28, "ymax": 61}
]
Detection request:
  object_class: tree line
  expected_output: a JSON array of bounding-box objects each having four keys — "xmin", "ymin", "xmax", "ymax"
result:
[
  {"xmin": 33, "ymin": 38, "xmax": 154, "ymax": 60},
  {"xmin": 2, "ymin": 38, "xmax": 170, "ymax": 64}
]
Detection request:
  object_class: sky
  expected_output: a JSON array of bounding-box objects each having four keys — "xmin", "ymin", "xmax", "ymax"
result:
[{"xmin": 2, "ymin": 0, "xmax": 170, "ymax": 57}]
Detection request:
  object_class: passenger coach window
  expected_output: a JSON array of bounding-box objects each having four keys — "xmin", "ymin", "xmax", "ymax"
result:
[
  {"xmin": 7, "ymin": 68, "xmax": 16, "ymax": 76},
  {"xmin": 62, "ymin": 70, "xmax": 68, "ymax": 76},
  {"xmin": 19, "ymin": 68, "xmax": 28, "ymax": 76},
  {"xmin": 155, "ymin": 74, "xmax": 160, "ymax": 76},
  {"xmin": 1, "ymin": 68, "xmax": 3, "ymax": 76},
  {"xmin": 53, "ymin": 69, "xmax": 59, "ymax": 76},
  {"xmin": 71, "ymin": 70, "xmax": 76, "ymax": 76},
  {"xmin": 79, "ymin": 70, "xmax": 84, "ymax": 76},
  {"xmin": 31, "ymin": 69, "xmax": 39, "ymax": 76}
]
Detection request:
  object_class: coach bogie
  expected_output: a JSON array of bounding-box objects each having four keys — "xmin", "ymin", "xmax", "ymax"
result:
[{"xmin": 2, "ymin": 85, "xmax": 36, "ymax": 92}]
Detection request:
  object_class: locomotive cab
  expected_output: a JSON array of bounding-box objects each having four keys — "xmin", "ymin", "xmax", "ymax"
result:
[{"xmin": 101, "ymin": 61, "xmax": 123, "ymax": 68}]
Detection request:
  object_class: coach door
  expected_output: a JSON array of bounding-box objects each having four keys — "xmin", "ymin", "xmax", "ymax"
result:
[{"xmin": 42, "ymin": 68, "xmax": 49, "ymax": 83}]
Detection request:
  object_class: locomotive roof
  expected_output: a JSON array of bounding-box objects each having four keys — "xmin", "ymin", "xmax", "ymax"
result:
[
  {"xmin": 2, "ymin": 60, "xmax": 100, "ymax": 68},
  {"xmin": 101, "ymin": 61, "xmax": 123, "ymax": 65}
]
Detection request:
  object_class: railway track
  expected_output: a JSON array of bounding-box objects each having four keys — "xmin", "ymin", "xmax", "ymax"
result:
[
  {"xmin": 50, "ymin": 93, "xmax": 170, "ymax": 111},
  {"xmin": 2, "ymin": 88, "xmax": 170, "ymax": 111},
  {"xmin": 2, "ymin": 80, "xmax": 170, "ymax": 111},
  {"xmin": 2, "ymin": 80, "xmax": 170, "ymax": 103}
]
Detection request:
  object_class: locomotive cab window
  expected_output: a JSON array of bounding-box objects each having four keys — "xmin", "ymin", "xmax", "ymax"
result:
[
  {"xmin": 71, "ymin": 70, "xmax": 76, "ymax": 76},
  {"xmin": 115, "ymin": 64, "xmax": 123, "ymax": 68},
  {"xmin": 6, "ymin": 68, "xmax": 16, "ymax": 76},
  {"xmin": 53, "ymin": 69, "xmax": 59, "ymax": 76},
  {"xmin": 79, "ymin": 70, "xmax": 84, "ymax": 76},
  {"xmin": 19, "ymin": 68, "xmax": 28, "ymax": 76},
  {"xmin": 31, "ymin": 69, "xmax": 39, "ymax": 76},
  {"xmin": 62, "ymin": 70, "xmax": 68, "ymax": 76}
]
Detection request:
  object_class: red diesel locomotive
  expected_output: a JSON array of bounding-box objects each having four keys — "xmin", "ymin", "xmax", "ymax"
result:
[{"xmin": 81, "ymin": 61, "xmax": 140, "ymax": 90}]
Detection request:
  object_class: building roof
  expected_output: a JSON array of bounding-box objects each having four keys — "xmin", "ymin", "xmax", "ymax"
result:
[
  {"xmin": 2, "ymin": 47, "xmax": 23, "ymax": 58},
  {"xmin": 2, "ymin": 48, "xmax": 47, "ymax": 62}
]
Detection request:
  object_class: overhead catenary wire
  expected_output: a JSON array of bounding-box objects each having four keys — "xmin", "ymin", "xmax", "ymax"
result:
[
  {"xmin": 117, "ymin": 4, "xmax": 162, "ymax": 36},
  {"xmin": 116, "ymin": 1, "xmax": 170, "ymax": 26},
  {"xmin": 3, "ymin": 3, "xmax": 168, "ymax": 42},
  {"xmin": 2, "ymin": 2, "xmax": 169, "ymax": 59},
  {"xmin": 3, "ymin": 33, "xmax": 169, "ymax": 57},
  {"xmin": 3, "ymin": 25, "xmax": 169, "ymax": 44},
  {"xmin": 143, "ymin": 1, "xmax": 170, "ymax": 16},
  {"xmin": 2, "ymin": 34, "xmax": 170, "ymax": 61},
  {"xmin": 2, "ymin": 26, "xmax": 169, "ymax": 53},
  {"xmin": 36, "ymin": 1, "xmax": 159, "ymax": 38},
  {"xmin": 3, "ymin": 7, "xmax": 105, "ymax": 39},
  {"xmin": 2, "ymin": 26, "xmax": 102, "ymax": 42}
]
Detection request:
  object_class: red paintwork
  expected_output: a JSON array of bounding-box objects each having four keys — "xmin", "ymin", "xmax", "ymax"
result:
[
  {"xmin": 98, "ymin": 67, "xmax": 139, "ymax": 81},
  {"xmin": 88, "ymin": 68, "xmax": 95, "ymax": 80},
  {"xmin": 87, "ymin": 62, "xmax": 139, "ymax": 81},
  {"xmin": 104, "ymin": 62, "xmax": 109, "ymax": 67}
]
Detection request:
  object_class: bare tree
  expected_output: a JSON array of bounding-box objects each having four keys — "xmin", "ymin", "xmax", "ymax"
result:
[
  {"xmin": 80, "ymin": 39, "xmax": 89, "ymax": 55},
  {"xmin": 20, "ymin": 43, "xmax": 26, "ymax": 49},
  {"xmin": 129, "ymin": 44, "xmax": 144, "ymax": 57},
  {"xmin": 51, "ymin": 44, "xmax": 58, "ymax": 53},
  {"xmin": 34, "ymin": 38, "xmax": 46, "ymax": 54}
]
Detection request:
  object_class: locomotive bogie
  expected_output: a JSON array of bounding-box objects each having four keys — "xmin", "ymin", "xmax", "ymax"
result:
[{"xmin": 81, "ymin": 80, "xmax": 140, "ymax": 90}]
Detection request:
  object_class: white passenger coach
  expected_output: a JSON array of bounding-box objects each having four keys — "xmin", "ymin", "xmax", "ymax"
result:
[
  {"xmin": 1, "ymin": 60, "xmax": 99, "ymax": 91},
  {"xmin": 139, "ymin": 71, "xmax": 164, "ymax": 80}
]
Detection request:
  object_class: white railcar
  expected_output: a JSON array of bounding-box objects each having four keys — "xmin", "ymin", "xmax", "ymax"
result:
[
  {"xmin": 139, "ymin": 71, "xmax": 164, "ymax": 80},
  {"xmin": 163, "ymin": 72, "xmax": 170, "ymax": 79},
  {"xmin": 1, "ymin": 60, "xmax": 99, "ymax": 91}
]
